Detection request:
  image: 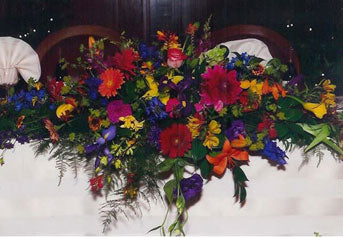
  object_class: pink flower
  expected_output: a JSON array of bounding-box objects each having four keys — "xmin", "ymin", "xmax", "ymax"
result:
[
  {"xmin": 200, "ymin": 66, "xmax": 242, "ymax": 111},
  {"xmin": 166, "ymin": 98, "xmax": 180, "ymax": 117},
  {"xmin": 167, "ymin": 48, "xmax": 187, "ymax": 69},
  {"xmin": 107, "ymin": 100, "xmax": 132, "ymax": 123}
]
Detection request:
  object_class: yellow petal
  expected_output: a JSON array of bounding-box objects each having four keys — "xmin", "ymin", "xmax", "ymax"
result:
[
  {"xmin": 303, "ymin": 102, "xmax": 327, "ymax": 119},
  {"xmin": 240, "ymin": 80, "xmax": 251, "ymax": 89},
  {"xmin": 208, "ymin": 120, "xmax": 221, "ymax": 134}
]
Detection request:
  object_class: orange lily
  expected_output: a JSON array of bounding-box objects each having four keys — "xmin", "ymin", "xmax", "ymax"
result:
[
  {"xmin": 206, "ymin": 139, "xmax": 249, "ymax": 176},
  {"xmin": 262, "ymin": 78, "xmax": 286, "ymax": 100}
]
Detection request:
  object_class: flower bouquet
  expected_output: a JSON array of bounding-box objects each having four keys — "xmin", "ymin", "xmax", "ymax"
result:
[{"xmin": 0, "ymin": 19, "xmax": 342, "ymax": 235}]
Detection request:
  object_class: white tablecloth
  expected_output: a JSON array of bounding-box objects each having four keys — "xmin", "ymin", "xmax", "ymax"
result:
[{"xmin": 1, "ymin": 143, "xmax": 343, "ymax": 235}]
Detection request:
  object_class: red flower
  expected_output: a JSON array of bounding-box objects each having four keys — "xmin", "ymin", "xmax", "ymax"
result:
[
  {"xmin": 160, "ymin": 123, "xmax": 192, "ymax": 158},
  {"xmin": 186, "ymin": 23, "xmax": 199, "ymax": 35},
  {"xmin": 98, "ymin": 68, "xmax": 124, "ymax": 98},
  {"xmin": 47, "ymin": 78, "xmax": 64, "ymax": 101},
  {"xmin": 257, "ymin": 116, "xmax": 277, "ymax": 139},
  {"xmin": 90, "ymin": 175, "xmax": 104, "ymax": 192},
  {"xmin": 167, "ymin": 48, "xmax": 187, "ymax": 69},
  {"xmin": 113, "ymin": 48, "xmax": 139, "ymax": 79},
  {"xmin": 200, "ymin": 66, "xmax": 242, "ymax": 111}
]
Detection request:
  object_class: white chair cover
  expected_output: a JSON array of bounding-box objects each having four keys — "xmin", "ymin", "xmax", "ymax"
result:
[
  {"xmin": 0, "ymin": 37, "xmax": 41, "ymax": 85},
  {"xmin": 220, "ymin": 38, "xmax": 273, "ymax": 62}
]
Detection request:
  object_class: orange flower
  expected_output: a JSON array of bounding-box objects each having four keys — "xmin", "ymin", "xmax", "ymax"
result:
[
  {"xmin": 88, "ymin": 116, "xmax": 101, "ymax": 131},
  {"xmin": 98, "ymin": 68, "xmax": 124, "ymax": 98},
  {"xmin": 262, "ymin": 78, "xmax": 286, "ymax": 100},
  {"xmin": 206, "ymin": 139, "xmax": 249, "ymax": 175},
  {"xmin": 43, "ymin": 118, "xmax": 59, "ymax": 143},
  {"xmin": 16, "ymin": 115, "xmax": 25, "ymax": 129}
]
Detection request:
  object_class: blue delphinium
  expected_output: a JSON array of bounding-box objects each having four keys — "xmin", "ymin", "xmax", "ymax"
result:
[
  {"xmin": 8, "ymin": 89, "xmax": 46, "ymax": 111},
  {"xmin": 85, "ymin": 77, "xmax": 102, "ymax": 100},
  {"xmin": 262, "ymin": 139, "xmax": 287, "ymax": 165},
  {"xmin": 145, "ymin": 97, "xmax": 168, "ymax": 122}
]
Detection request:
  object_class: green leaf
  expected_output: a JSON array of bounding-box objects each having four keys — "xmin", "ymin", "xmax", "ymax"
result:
[
  {"xmin": 233, "ymin": 166, "xmax": 249, "ymax": 182},
  {"xmin": 163, "ymin": 179, "xmax": 176, "ymax": 203},
  {"xmin": 275, "ymin": 122, "xmax": 289, "ymax": 138},
  {"xmin": 116, "ymin": 128, "xmax": 132, "ymax": 137},
  {"xmin": 157, "ymin": 159, "xmax": 176, "ymax": 173},
  {"xmin": 305, "ymin": 124, "xmax": 330, "ymax": 152},
  {"xmin": 199, "ymin": 159, "xmax": 213, "ymax": 179},
  {"xmin": 240, "ymin": 186, "xmax": 247, "ymax": 203},
  {"xmin": 281, "ymin": 108, "xmax": 303, "ymax": 122},
  {"xmin": 190, "ymin": 139, "xmax": 207, "ymax": 161}
]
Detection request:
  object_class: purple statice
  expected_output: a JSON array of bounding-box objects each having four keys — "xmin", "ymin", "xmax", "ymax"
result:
[
  {"xmin": 16, "ymin": 135, "xmax": 29, "ymax": 144},
  {"xmin": 147, "ymin": 125, "xmax": 161, "ymax": 149},
  {"xmin": 145, "ymin": 97, "xmax": 168, "ymax": 122},
  {"xmin": 176, "ymin": 174, "xmax": 203, "ymax": 203},
  {"xmin": 3, "ymin": 143, "xmax": 14, "ymax": 149},
  {"xmin": 225, "ymin": 120, "xmax": 246, "ymax": 141},
  {"xmin": 262, "ymin": 139, "xmax": 287, "ymax": 165}
]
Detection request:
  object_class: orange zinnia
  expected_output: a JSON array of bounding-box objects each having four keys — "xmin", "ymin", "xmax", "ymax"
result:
[
  {"xmin": 98, "ymin": 68, "xmax": 124, "ymax": 98},
  {"xmin": 206, "ymin": 139, "xmax": 249, "ymax": 176}
]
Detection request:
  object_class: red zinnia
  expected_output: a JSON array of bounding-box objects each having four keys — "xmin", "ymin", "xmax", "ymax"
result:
[
  {"xmin": 113, "ymin": 48, "xmax": 139, "ymax": 79},
  {"xmin": 160, "ymin": 123, "xmax": 192, "ymax": 158},
  {"xmin": 200, "ymin": 65, "xmax": 242, "ymax": 111}
]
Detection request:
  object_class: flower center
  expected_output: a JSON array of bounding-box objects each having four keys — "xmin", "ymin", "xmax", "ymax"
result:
[
  {"xmin": 107, "ymin": 80, "xmax": 113, "ymax": 87},
  {"xmin": 173, "ymin": 138, "xmax": 180, "ymax": 146}
]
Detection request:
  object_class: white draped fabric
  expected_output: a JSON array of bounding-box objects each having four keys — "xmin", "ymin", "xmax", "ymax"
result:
[
  {"xmin": 0, "ymin": 37, "xmax": 41, "ymax": 85},
  {"xmin": 0, "ymin": 144, "xmax": 343, "ymax": 235}
]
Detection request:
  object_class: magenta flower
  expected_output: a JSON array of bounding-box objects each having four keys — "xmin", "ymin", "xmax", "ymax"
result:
[{"xmin": 107, "ymin": 100, "xmax": 132, "ymax": 123}]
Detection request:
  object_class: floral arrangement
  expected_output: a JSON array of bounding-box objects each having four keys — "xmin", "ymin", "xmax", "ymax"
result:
[{"xmin": 1, "ymin": 19, "xmax": 343, "ymax": 235}]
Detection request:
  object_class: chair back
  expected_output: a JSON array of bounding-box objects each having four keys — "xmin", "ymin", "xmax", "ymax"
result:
[{"xmin": 36, "ymin": 25, "xmax": 121, "ymax": 81}]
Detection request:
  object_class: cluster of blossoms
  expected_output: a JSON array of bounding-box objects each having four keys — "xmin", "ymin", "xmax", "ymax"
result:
[{"xmin": 0, "ymin": 20, "xmax": 342, "ymax": 235}]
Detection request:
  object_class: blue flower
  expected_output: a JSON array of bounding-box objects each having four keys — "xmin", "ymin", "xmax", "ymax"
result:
[
  {"xmin": 139, "ymin": 43, "xmax": 159, "ymax": 60},
  {"xmin": 262, "ymin": 139, "xmax": 287, "ymax": 165},
  {"xmin": 226, "ymin": 57, "xmax": 238, "ymax": 70},
  {"xmin": 145, "ymin": 97, "xmax": 168, "ymax": 122},
  {"xmin": 147, "ymin": 125, "xmax": 161, "ymax": 149},
  {"xmin": 85, "ymin": 77, "xmax": 102, "ymax": 100}
]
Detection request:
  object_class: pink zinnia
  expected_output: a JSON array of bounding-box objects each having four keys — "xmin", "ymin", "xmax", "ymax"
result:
[
  {"xmin": 200, "ymin": 65, "xmax": 242, "ymax": 111},
  {"xmin": 107, "ymin": 100, "xmax": 132, "ymax": 123},
  {"xmin": 166, "ymin": 98, "xmax": 180, "ymax": 117}
]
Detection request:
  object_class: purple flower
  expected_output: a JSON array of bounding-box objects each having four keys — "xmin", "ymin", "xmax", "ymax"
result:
[
  {"xmin": 262, "ymin": 139, "xmax": 287, "ymax": 165},
  {"xmin": 176, "ymin": 174, "xmax": 203, "ymax": 203},
  {"xmin": 225, "ymin": 120, "xmax": 246, "ymax": 141},
  {"xmin": 107, "ymin": 100, "xmax": 132, "ymax": 124},
  {"xmin": 145, "ymin": 97, "xmax": 168, "ymax": 122},
  {"xmin": 147, "ymin": 125, "xmax": 161, "ymax": 149},
  {"xmin": 85, "ymin": 143, "xmax": 98, "ymax": 154},
  {"xmin": 102, "ymin": 125, "xmax": 117, "ymax": 141}
]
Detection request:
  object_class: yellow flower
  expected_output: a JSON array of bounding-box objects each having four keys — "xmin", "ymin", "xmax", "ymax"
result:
[
  {"xmin": 56, "ymin": 104, "xmax": 74, "ymax": 118},
  {"xmin": 114, "ymin": 159, "xmax": 122, "ymax": 169},
  {"xmin": 143, "ymin": 75, "xmax": 159, "ymax": 99},
  {"xmin": 240, "ymin": 79, "xmax": 263, "ymax": 96},
  {"xmin": 321, "ymin": 93, "xmax": 336, "ymax": 107},
  {"xmin": 203, "ymin": 133, "xmax": 219, "ymax": 150},
  {"xmin": 119, "ymin": 115, "xmax": 144, "ymax": 131},
  {"xmin": 322, "ymin": 79, "xmax": 336, "ymax": 92},
  {"xmin": 303, "ymin": 102, "xmax": 327, "ymax": 119},
  {"xmin": 35, "ymin": 82, "xmax": 43, "ymax": 90},
  {"xmin": 187, "ymin": 115, "xmax": 204, "ymax": 139},
  {"xmin": 208, "ymin": 120, "xmax": 221, "ymax": 134}
]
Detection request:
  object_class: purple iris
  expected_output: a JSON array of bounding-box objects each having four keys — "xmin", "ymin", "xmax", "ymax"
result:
[
  {"xmin": 262, "ymin": 139, "xmax": 287, "ymax": 165},
  {"xmin": 225, "ymin": 120, "xmax": 246, "ymax": 141},
  {"xmin": 175, "ymin": 174, "xmax": 203, "ymax": 203},
  {"xmin": 84, "ymin": 125, "xmax": 117, "ymax": 167}
]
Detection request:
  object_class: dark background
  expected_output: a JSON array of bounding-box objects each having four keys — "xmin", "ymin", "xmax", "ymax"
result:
[{"xmin": 0, "ymin": 0, "xmax": 342, "ymax": 92}]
